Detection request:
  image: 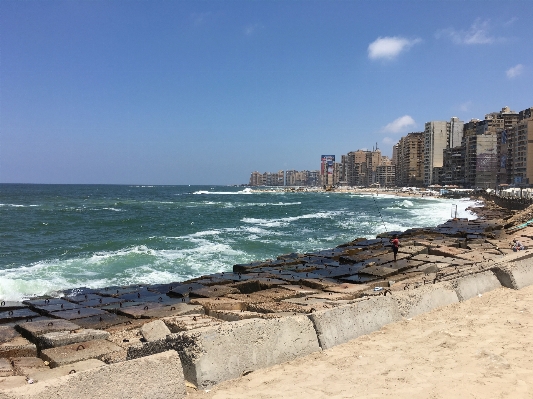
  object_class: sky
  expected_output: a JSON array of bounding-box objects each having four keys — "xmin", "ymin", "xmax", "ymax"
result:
[{"xmin": 1, "ymin": 0, "xmax": 532, "ymax": 185}]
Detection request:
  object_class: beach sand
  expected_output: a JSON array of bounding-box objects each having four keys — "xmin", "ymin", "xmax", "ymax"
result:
[{"xmin": 188, "ymin": 284, "xmax": 533, "ymax": 399}]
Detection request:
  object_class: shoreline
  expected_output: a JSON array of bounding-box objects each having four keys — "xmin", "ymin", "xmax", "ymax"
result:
[{"xmin": 2, "ymin": 197, "xmax": 533, "ymax": 396}]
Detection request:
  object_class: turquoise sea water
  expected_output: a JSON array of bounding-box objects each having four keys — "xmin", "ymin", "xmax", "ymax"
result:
[{"xmin": 0, "ymin": 184, "xmax": 477, "ymax": 301}]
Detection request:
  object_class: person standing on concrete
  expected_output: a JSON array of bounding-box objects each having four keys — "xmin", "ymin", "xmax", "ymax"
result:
[{"xmin": 390, "ymin": 234, "xmax": 400, "ymax": 261}]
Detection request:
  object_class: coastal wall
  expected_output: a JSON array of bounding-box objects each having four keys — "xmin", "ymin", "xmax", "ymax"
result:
[{"xmin": 5, "ymin": 209, "xmax": 533, "ymax": 394}]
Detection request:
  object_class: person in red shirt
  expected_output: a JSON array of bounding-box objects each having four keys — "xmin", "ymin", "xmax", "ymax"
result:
[{"xmin": 390, "ymin": 234, "xmax": 400, "ymax": 262}]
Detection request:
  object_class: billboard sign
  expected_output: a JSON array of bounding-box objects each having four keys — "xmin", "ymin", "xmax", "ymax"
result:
[{"xmin": 321, "ymin": 155, "xmax": 335, "ymax": 176}]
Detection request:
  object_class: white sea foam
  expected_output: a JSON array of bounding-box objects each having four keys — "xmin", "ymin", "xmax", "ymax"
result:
[
  {"xmin": 242, "ymin": 211, "xmax": 342, "ymax": 227},
  {"xmin": 192, "ymin": 188, "xmax": 254, "ymax": 195}
]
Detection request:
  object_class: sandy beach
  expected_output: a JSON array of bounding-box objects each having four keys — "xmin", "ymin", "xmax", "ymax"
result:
[{"xmin": 188, "ymin": 284, "xmax": 533, "ymax": 399}]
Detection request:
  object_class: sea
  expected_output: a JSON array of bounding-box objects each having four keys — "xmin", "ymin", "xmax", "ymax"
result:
[{"xmin": 0, "ymin": 184, "xmax": 478, "ymax": 302}]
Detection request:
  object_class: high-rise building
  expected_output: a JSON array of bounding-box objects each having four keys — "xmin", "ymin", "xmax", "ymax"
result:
[
  {"xmin": 463, "ymin": 107, "xmax": 518, "ymax": 188},
  {"xmin": 320, "ymin": 155, "xmax": 335, "ymax": 187},
  {"xmin": 424, "ymin": 121, "xmax": 449, "ymax": 185},
  {"xmin": 376, "ymin": 164, "xmax": 396, "ymax": 187},
  {"xmin": 395, "ymin": 132, "xmax": 424, "ymax": 187},
  {"xmin": 424, "ymin": 117, "xmax": 465, "ymax": 186},
  {"xmin": 249, "ymin": 171, "xmax": 264, "ymax": 186},
  {"xmin": 506, "ymin": 107, "xmax": 533, "ymax": 185}
]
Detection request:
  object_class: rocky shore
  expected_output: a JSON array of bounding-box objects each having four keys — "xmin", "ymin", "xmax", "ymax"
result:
[{"xmin": 2, "ymin": 197, "xmax": 533, "ymax": 398}]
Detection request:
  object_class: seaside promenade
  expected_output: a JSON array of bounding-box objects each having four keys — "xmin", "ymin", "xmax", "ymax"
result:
[{"xmin": 2, "ymin": 196, "xmax": 533, "ymax": 397}]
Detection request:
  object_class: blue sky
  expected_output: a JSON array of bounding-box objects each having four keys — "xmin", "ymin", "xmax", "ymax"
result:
[{"xmin": 1, "ymin": 0, "xmax": 532, "ymax": 185}]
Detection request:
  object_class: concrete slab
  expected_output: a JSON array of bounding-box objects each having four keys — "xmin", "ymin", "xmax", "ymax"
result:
[
  {"xmin": 323, "ymin": 283, "xmax": 371, "ymax": 296},
  {"xmin": 358, "ymin": 265, "xmax": 398, "ymax": 278},
  {"xmin": 17, "ymin": 320, "xmax": 80, "ymax": 342},
  {"xmin": 2, "ymin": 351, "xmax": 186, "ymax": 399},
  {"xmin": 73, "ymin": 313, "xmax": 130, "ymax": 330},
  {"xmin": 392, "ymin": 282, "xmax": 460, "ymax": 318},
  {"xmin": 49, "ymin": 308, "xmax": 107, "ymax": 320},
  {"xmin": 230, "ymin": 278, "xmax": 288, "ymax": 294},
  {"xmin": 39, "ymin": 329, "xmax": 110, "ymax": 349},
  {"xmin": 26, "ymin": 359, "xmax": 105, "ymax": 382},
  {"xmin": 189, "ymin": 285, "xmax": 240, "ymax": 298},
  {"xmin": 0, "ymin": 309, "xmax": 40, "ymax": 324},
  {"xmin": 206, "ymin": 310, "xmax": 267, "ymax": 322},
  {"xmin": 29, "ymin": 300, "xmax": 82, "ymax": 313},
  {"xmin": 167, "ymin": 283, "xmax": 205, "ymax": 297},
  {"xmin": 0, "ymin": 327, "xmax": 20, "ymax": 344},
  {"xmin": 189, "ymin": 297, "xmax": 246, "ymax": 312},
  {"xmin": 340, "ymin": 274, "xmax": 380, "ymax": 284},
  {"xmin": 170, "ymin": 315, "xmax": 320, "ymax": 389},
  {"xmin": 227, "ymin": 288, "xmax": 300, "ymax": 304},
  {"xmin": 10, "ymin": 357, "xmax": 47, "ymax": 376},
  {"xmin": 411, "ymin": 254, "xmax": 454, "ymax": 263},
  {"xmin": 277, "ymin": 285, "xmax": 320, "ymax": 295},
  {"xmin": 0, "ymin": 338, "xmax": 37, "ymax": 359},
  {"xmin": 307, "ymin": 296, "xmax": 401, "ymax": 350},
  {"xmin": 140, "ymin": 320, "xmax": 171, "ymax": 342},
  {"xmin": 491, "ymin": 259, "xmax": 533, "ymax": 290},
  {"xmin": 141, "ymin": 304, "xmax": 205, "ymax": 319},
  {"xmin": 453, "ymin": 270, "xmax": 502, "ymax": 301},
  {"xmin": 0, "ymin": 358, "xmax": 14, "ymax": 377},
  {"xmin": 40, "ymin": 339, "xmax": 123, "ymax": 367},
  {"xmin": 247, "ymin": 301, "xmax": 307, "ymax": 314},
  {"xmin": 0, "ymin": 302, "xmax": 25, "ymax": 312},
  {"xmin": 298, "ymin": 278, "xmax": 339, "ymax": 290},
  {"xmin": 162, "ymin": 314, "xmax": 223, "ymax": 332}
]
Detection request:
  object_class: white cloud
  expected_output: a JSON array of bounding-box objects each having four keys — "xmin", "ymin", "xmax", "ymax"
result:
[
  {"xmin": 367, "ymin": 36, "xmax": 421, "ymax": 60},
  {"xmin": 506, "ymin": 64, "xmax": 524, "ymax": 79},
  {"xmin": 436, "ymin": 19, "xmax": 504, "ymax": 45},
  {"xmin": 382, "ymin": 115, "xmax": 416, "ymax": 134}
]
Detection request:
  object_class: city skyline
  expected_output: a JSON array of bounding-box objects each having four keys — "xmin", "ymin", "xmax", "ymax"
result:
[{"xmin": 1, "ymin": 1, "xmax": 532, "ymax": 185}]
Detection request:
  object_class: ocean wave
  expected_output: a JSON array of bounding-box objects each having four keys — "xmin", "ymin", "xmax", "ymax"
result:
[
  {"xmin": 192, "ymin": 188, "xmax": 254, "ymax": 195},
  {"xmin": 0, "ymin": 204, "xmax": 40, "ymax": 207},
  {"xmin": 242, "ymin": 211, "xmax": 342, "ymax": 227}
]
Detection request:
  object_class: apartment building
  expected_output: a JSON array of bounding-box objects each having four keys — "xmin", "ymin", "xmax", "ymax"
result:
[
  {"xmin": 424, "ymin": 121, "xmax": 448, "ymax": 185},
  {"xmin": 396, "ymin": 132, "xmax": 424, "ymax": 187},
  {"xmin": 507, "ymin": 107, "xmax": 533, "ymax": 185}
]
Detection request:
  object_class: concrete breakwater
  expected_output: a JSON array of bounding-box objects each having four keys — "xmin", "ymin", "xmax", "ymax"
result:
[{"xmin": 3, "ymin": 200, "xmax": 533, "ymax": 397}]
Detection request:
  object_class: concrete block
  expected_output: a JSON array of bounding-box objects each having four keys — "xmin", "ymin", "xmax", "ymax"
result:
[
  {"xmin": 207, "ymin": 310, "xmax": 266, "ymax": 322},
  {"xmin": 73, "ymin": 313, "xmax": 130, "ymax": 330},
  {"xmin": 307, "ymin": 296, "xmax": 401, "ymax": 350},
  {"xmin": 189, "ymin": 297, "xmax": 245, "ymax": 312},
  {"xmin": 453, "ymin": 270, "xmax": 502, "ymax": 301},
  {"xmin": 49, "ymin": 308, "xmax": 107, "ymax": 320},
  {"xmin": 39, "ymin": 329, "xmax": 110, "ymax": 349},
  {"xmin": 162, "ymin": 314, "xmax": 222, "ymax": 332},
  {"xmin": 1, "ymin": 351, "xmax": 186, "ymax": 399},
  {"xmin": 40, "ymin": 339, "xmax": 123, "ymax": 367},
  {"xmin": 140, "ymin": 320, "xmax": 171, "ymax": 342},
  {"xmin": 170, "ymin": 314, "xmax": 320, "ymax": 389},
  {"xmin": 0, "ymin": 358, "xmax": 14, "ymax": 377},
  {"xmin": 17, "ymin": 320, "xmax": 81, "ymax": 342},
  {"xmin": 0, "ymin": 309, "xmax": 39, "ymax": 324},
  {"xmin": 10, "ymin": 357, "xmax": 47, "ymax": 376},
  {"xmin": 189, "ymin": 285, "xmax": 239, "ymax": 298},
  {"xmin": 26, "ymin": 359, "xmax": 105, "ymax": 382},
  {"xmin": 118, "ymin": 303, "xmax": 203, "ymax": 319},
  {"xmin": 392, "ymin": 282, "xmax": 459, "ymax": 318},
  {"xmin": 247, "ymin": 301, "xmax": 307, "ymax": 314},
  {"xmin": 491, "ymin": 260, "xmax": 533, "ymax": 290},
  {"xmin": 0, "ymin": 331, "xmax": 37, "ymax": 359}
]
